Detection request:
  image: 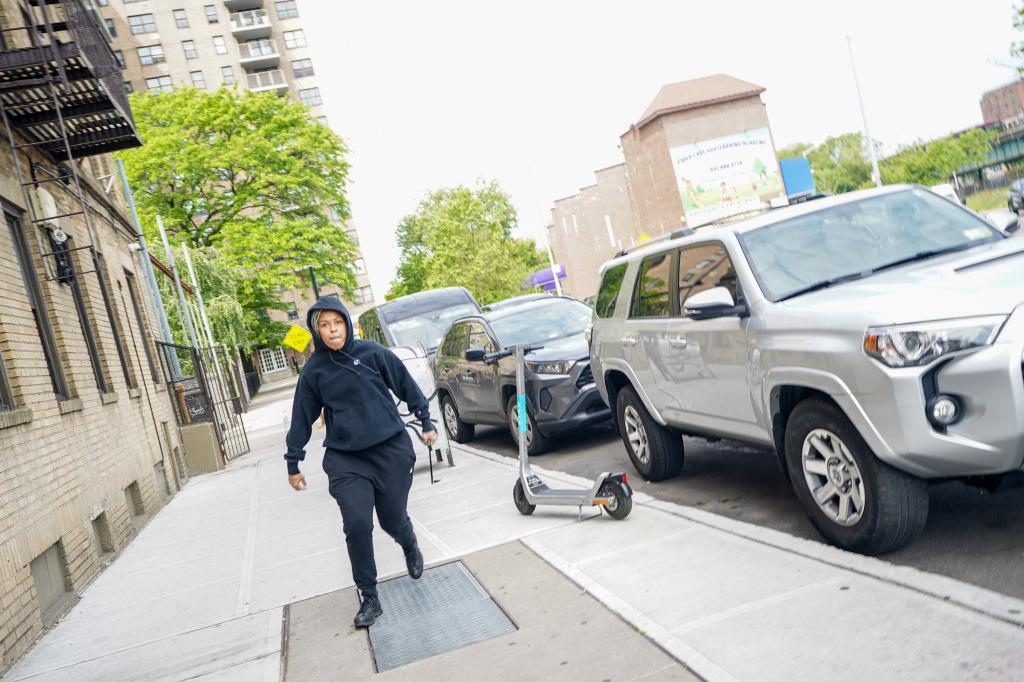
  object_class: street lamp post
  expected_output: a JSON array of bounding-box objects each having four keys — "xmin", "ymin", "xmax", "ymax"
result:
[
  {"xmin": 847, "ymin": 35, "xmax": 882, "ymax": 188},
  {"xmin": 305, "ymin": 265, "xmax": 321, "ymax": 300}
]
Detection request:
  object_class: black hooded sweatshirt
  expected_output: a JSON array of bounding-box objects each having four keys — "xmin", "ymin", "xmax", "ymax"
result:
[{"xmin": 284, "ymin": 297, "xmax": 433, "ymax": 475}]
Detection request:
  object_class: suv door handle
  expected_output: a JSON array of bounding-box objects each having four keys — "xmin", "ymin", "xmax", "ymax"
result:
[
  {"xmin": 621, "ymin": 336, "xmax": 637, "ymax": 347},
  {"xmin": 668, "ymin": 336, "xmax": 688, "ymax": 349}
]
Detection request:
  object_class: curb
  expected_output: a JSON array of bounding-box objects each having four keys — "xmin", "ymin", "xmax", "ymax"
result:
[{"xmin": 451, "ymin": 443, "xmax": 1024, "ymax": 630}]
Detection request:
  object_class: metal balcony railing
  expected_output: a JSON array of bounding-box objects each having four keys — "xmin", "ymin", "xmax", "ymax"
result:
[
  {"xmin": 246, "ymin": 69, "xmax": 286, "ymax": 90},
  {"xmin": 230, "ymin": 9, "xmax": 271, "ymax": 31},
  {"xmin": 0, "ymin": 0, "xmax": 140, "ymax": 158},
  {"xmin": 239, "ymin": 39, "xmax": 277, "ymax": 59}
]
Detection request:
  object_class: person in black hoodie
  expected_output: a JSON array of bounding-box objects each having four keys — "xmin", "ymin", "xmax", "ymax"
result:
[{"xmin": 284, "ymin": 296, "xmax": 436, "ymax": 628}]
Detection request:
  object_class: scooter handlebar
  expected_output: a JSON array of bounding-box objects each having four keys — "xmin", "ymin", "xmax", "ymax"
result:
[{"xmin": 484, "ymin": 344, "xmax": 545, "ymax": 364}]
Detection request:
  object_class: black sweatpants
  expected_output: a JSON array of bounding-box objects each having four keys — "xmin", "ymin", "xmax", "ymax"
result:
[{"xmin": 323, "ymin": 430, "xmax": 418, "ymax": 598}]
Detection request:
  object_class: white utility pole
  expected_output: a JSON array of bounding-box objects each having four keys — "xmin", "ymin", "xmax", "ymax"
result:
[
  {"xmin": 156, "ymin": 215, "xmax": 201, "ymax": 350},
  {"xmin": 848, "ymin": 35, "xmax": 882, "ymax": 187}
]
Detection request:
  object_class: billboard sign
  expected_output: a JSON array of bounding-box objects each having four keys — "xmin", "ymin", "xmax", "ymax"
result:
[{"xmin": 669, "ymin": 127, "xmax": 785, "ymax": 228}]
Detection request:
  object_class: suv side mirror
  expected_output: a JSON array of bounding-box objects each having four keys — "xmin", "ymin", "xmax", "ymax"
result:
[
  {"xmin": 684, "ymin": 287, "xmax": 746, "ymax": 320},
  {"xmin": 464, "ymin": 348, "xmax": 486, "ymax": 362}
]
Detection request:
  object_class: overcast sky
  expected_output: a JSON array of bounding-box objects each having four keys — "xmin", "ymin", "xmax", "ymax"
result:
[{"xmin": 301, "ymin": 0, "xmax": 1020, "ymax": 299}]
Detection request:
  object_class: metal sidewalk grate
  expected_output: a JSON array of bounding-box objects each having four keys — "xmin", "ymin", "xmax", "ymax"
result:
[{"xmin": 369, "ymin": 561, "xmax": 516, "ymax": 672}]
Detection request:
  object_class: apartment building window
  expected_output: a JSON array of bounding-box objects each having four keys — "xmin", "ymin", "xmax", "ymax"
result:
[
  {"xmin": 137, "ymin": 45, "xmax": 165, "ymax": 66},
  {"xmin": 113, "ymin": 50, "xmax": 126, "ymax": 69},
  {"xmin": 353, "ymin": 257, "xmax": 367, "ymax": 275},
  {"xmin": 146, "ymin": 76, "xmax": 173, "ymax": 93},
  {"xmin": 96, "ymin": 253, "xmax": 135, "ymax": 390},
  {"xmin": 259, "ymin": 347, "xmax": 287, "ymax": 374},
  {"xmin": 128, "ymin": 14, "xmax": 156, "ymax": 35},
  {"xmin": 173, "ymin": 9, "xmax": 189, "ymax": 28},
  {"xmin": 57, "ymin": 237, "xmax": 109, "ymax": 394},
  {"xmin": 221, "ymin": 66, "xmax": 235, "ymax": 85},
  {"xmin": 123, "ymin": 81, "xmax": 134, "ymax": 95},
  {"xmin": 275, "ymin": 0, "xmax": 299, "ymax": 19},
  {"xmin": 205, "ymin": 5, "xmax": 218, "ymax": 23},
  {"xmin": 286, "ymin": 302, "xmax": 298, "ymax": 320},
  {"xmin": 190, "ymin": 71, "xmax": 206, "ymax": 89},
  {"xmin": 353, "ymin": 286, "xmax": 373, "ymax": 305},
  {"xmin": 7, "ymin": 212, "xmax": 71, "ymax": 400},
  {"xmin": 291, "ymin": 58, "xmax": 313, "ymax": 78},
  {"xmin": 213, "ymin": 35, "xmax": 227, "ymax": 55},
  {"xmin": 316, "ymin": 115, "xmax": 328, "ymax": 126},
  {"xmin": 283, "ymin": 30, "xmax": 306, "ymax": 49},
  {"xmin": 344, "ymin": 229, "xmax": 358, "ymax": 245},
  {"xmin": 123, "ymin": 270, "xmax": 160, "ymax": 383},
  {"xmin": 105, "ymin": 18, "xmax": 116, "ymax": 38},
  {"xmin": 0, "ymin": 344, "xmax": 13, "ymax": 411},
  {"xmin": 298, "ymin": 87, "xmax": 321, "ymax": 106},
  {"xmin": 182, "ymin": 40, "xmax": 197, "ymax": 59}
]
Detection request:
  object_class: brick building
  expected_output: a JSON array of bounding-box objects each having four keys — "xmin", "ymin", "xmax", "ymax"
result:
[
  {"xmin": 0, "ymin": 1, "xmax": 187, "ymax": 673},
  {"xmin": 548, "ymin": 74, "xmax": 784, "ymax": 298},
  {"xmin": 981, "ymin": 79, "xmax": 1024, "ymax": 127}
]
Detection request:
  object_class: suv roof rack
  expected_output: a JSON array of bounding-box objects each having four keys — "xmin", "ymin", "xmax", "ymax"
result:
[{"xmin": 612, "ymin": 227, "xmax": 695, "ymax": 258}]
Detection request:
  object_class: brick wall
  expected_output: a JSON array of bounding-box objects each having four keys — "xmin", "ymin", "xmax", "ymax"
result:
[{"xmin": 0, "ymin": 148, "xmax": 186, "ymax": 674}]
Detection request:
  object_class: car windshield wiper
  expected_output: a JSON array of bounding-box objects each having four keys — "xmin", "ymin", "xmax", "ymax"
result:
[
  {"xmin": 777, "ymin": 272, "xmax": 867, "ymax": 302},
  {"xmin": 870, "ymin": 243, "xmax": 981, "ymax": 274}
]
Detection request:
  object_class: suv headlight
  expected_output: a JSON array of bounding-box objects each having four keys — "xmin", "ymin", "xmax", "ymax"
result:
[
  {"xmin": 864, "ymin": 316, "xmax": 1006, "ymax": 368},
  {"xmin": 527, "ymin": 360, "xmax": 576, "ymax": 375}
]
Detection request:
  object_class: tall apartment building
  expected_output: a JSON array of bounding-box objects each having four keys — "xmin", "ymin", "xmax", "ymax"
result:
[
  {"xmin": 981, "ymin": 79, "xmax": 1024, "ymax": 128},
  {"xmin": 97, "ymin": 0, "xmax": 376, "ymax": 378},
  {"xmin": 0, "ymin": 0, "xmax": 189, "ymax": 673}
]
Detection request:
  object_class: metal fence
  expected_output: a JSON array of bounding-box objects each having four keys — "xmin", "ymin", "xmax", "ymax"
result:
[{"xmin": 157, "ymin": 342, "xmax": 251, "ymax": 463}]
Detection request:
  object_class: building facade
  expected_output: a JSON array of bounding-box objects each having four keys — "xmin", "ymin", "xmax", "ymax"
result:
[
  {"xmin": 548, "ymin": 74, "xmax": 784, "ymax": 298},
  {"xmin": 97, "ymin": 0, "xmax": 376, "ymax": 377},
  {"xmin": 547, "ymin": 164, "xmax": 639, "ymax": 298},
  {"xmin": 0, "ymin": 1, "xmax": 188, "ymax": 672},
  {"xmin": 981, "ymin": 79, "xmax": 1024, "ymax": 128}
]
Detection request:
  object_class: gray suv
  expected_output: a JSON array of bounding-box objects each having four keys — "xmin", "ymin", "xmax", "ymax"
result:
[{"xmin": 591, "ymin": 185, "xmax": 1024, "ymax": 554}]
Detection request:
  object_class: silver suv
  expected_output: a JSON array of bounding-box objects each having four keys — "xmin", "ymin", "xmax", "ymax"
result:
[{"xmin": 591, "ymin": 185, "xmax": 1024, "ymax": 554}]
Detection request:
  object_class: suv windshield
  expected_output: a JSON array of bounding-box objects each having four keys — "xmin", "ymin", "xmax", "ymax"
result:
[
  {"xmin": 387, "ymin": 303, "xmax": 479, "ymax": 352},
  {"xmin": 739, "ymin": 188, "xmax": 1003, "ymax": 302},
  {"xmin": 490, "ymin": 299, "xmax": 593, "ymax": 347}
]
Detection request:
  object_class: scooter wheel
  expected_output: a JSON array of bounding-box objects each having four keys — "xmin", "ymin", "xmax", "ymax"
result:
[
  {"xmin": 600, "ymin": 482, "xmax": 632, "ymax": 520},
  {"xmin": 513, "ymin": 479, "xmax": 536, "ymax": 516}
]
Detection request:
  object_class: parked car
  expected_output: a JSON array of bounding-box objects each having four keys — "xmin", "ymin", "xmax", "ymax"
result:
[
  {"xmin": 357, "ymin": 287, "xmax": 480, "ymax": 358},
  {"xmin": 1008, "ymin": 179, "xmax": 1024, "ymax": 212},
  {"xmin": 434, "ymin": 297, "xmax": 611, "ymax": 454},
  {"xmin": 482, "ymin": 293, "xmax": 552, "ymax": 312},
  {"xmin": 591, "ymin": 184, "xmax": 1024, "ymax": 555},
  {"xmin": 929, "ymin": 182, "xmax": 961, "ymax": 205}
]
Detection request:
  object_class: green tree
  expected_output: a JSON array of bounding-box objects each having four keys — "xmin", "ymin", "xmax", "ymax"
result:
[
  {"xmin": 389, "ymin": 181, "xmax": 546, "ymax": 304},
  {"xmin": 805, "ymin": 133, "xmax": 874, "ymax": 194},
  {"xmin": 880, "ymin": 129, "xmax": 995, "ymax": 185},
  {"xmin": 776, "ymin": 142, "xmax": 814, "ymax": 160},
  {"xmin": 116, "ymin": 87, "xmax": 356, "ymax": 346}
]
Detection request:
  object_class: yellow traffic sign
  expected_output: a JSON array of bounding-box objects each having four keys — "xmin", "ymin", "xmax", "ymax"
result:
[{"xmin": 283, "ymin": 325, "xmax": 313, "ymax": 353}]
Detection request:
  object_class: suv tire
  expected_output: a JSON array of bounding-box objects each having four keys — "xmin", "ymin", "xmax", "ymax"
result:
[
  {"xmin": 441, "ymin": 393, "xmax": 474, "ymax": 443},
  {"xmin": 784, "ymin": 398, "xmax": 929, "ymax": 555},
  {"xmin": 506, "ymin": 395, "xmax": 550, "ymax": 456},
  {"xmin": 615, "ymin": 386, "xmax": 683, "ymax": 481}
]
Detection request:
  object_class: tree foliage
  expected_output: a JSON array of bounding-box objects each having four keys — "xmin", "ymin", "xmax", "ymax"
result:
[
  {"xmin": 776, "ymin": 130, "xmax": 993, "ymax": 195},
  {"xmin": 880, "ymin": 129, "xmax": 995, "ymax": 185},
  {"xmin": 157, "ymin": 246, "xmax": 247, "ymax": 350},
  {"xmin": 389, "ymin": 181, "xmax": 547, "ymax": 304},
  {"xmin": 116, "ymin": 88, "xmax": 356, "ymax": 346}
]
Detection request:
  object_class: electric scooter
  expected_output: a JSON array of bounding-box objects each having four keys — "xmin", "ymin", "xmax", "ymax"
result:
[{"xmin": 485, "ymin": 344, "xmax": 633, "ymax": 520}]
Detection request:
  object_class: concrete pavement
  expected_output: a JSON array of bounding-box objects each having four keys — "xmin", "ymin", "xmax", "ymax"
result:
[{"xmin": 5, "ymin": 376, "xmax": 1024, "ymax": 681}]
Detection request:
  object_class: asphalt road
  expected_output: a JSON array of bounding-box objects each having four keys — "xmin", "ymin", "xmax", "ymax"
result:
[{"xmin": 468, "ymin": 422, "xmax": 1024, "ymax": 600}]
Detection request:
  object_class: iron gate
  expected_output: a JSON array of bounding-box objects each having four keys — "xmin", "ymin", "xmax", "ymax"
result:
[{"xmin": 157, "ymin": 342, "xmax": 250, "ymax": 462}]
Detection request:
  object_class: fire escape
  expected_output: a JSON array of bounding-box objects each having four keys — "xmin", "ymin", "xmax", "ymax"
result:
[{"xmin": 0, "ymin": 0, "xmax": 141, "ymax": 282}]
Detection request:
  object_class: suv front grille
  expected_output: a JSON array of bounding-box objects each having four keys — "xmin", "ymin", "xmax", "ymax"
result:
[{"xmin": 575, "ymin": 363, "xmax": 593, "ymax": 390}]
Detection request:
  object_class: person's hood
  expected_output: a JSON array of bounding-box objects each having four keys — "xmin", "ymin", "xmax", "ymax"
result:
[{"xmin": 306, "ymin": 296, "xmax": 354, "ymax": 352}]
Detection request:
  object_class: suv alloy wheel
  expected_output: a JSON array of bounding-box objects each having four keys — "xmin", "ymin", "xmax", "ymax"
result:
[
  {"xmin": 615, "ymin": 386, "xmax": 683, "ymax": 481},
  {"xmin": 784, "ymin": 398, "xmax": 929, "ymax": 555}
]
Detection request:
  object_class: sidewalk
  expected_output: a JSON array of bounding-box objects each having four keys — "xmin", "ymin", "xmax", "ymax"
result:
[{"xmin": 5, "ymin": 377, "xmax": 1024, "ymax": 681}]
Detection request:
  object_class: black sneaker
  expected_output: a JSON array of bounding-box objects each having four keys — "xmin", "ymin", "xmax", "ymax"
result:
[
  {"xmin": 354, "ymin": 593, "xmax": 382, "ymax": 628},
  {"xmin": 405, "ymin": 544, "xmax": 424, "ymax": 580}
]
